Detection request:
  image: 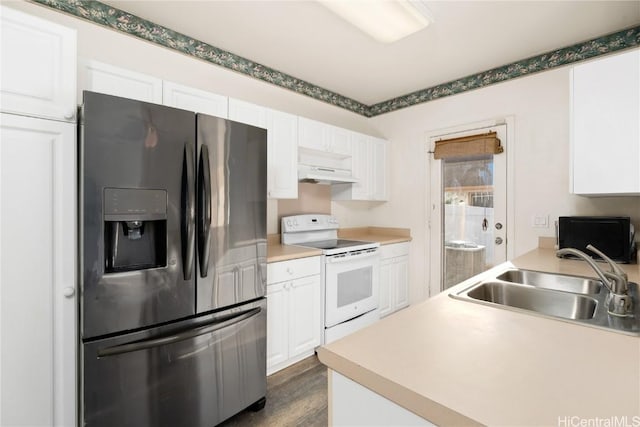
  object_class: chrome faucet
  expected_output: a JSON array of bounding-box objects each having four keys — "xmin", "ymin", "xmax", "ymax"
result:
[{"xmin": 557, "ymin": 244, "xmax": 633, "ymax": 317}]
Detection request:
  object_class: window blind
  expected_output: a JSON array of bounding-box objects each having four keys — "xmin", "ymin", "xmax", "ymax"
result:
[{"xmin": 433, "ymin": 131, "xmax": 503, "ymax": 160}]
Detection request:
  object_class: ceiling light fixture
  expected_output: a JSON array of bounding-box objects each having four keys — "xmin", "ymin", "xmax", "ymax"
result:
[{"xmin": 319, "ymin": 0, "xmax": 434, "ymax": 44}]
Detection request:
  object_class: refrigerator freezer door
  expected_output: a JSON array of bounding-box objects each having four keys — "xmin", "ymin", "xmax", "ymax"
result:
[
  {"xmin": 81, "ymin": 91, "xmax": 196, "ymax": 338},
  {"xmin": 82, "ymin": 298, "xmax": 267, "ymax": 427},
  {"xmin": 196, "ymin": 115, "xmax": 267, "ymax": 313}
]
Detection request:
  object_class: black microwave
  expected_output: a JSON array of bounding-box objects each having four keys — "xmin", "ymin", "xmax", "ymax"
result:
[{"xmin": 558, "ymin": 216, "xmax": 636, "ymax": 263}]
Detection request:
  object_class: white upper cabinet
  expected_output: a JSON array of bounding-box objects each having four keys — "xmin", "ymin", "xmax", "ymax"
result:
[
  {"xmin": 298, "ymin": 117, "xmax": 352, "ymax": 156},
  {"xmin": 329, "ymin": 125, "xmax": 353, "ymax": 156},
  {"xmin": 571, "ymin": 49, "xmax": 640, "ymax": 195},
  {"xmin": 371, "ymin": 137, "xmax": 388, "ymax": 201},
  {"xmin": 349, "ymin": 132, "xmax": 371, "ymax": 199},
  {"xmin": 0, "ymin": 5, "xmax": 76, "ymax": 121},
  {"xmin": 267, "ymin": 110, "xmax": 298, "ymax": 199},
  {"xmin": 332, "ymin": 134, "xmax": 388, "ymax": 201},
  {"xmin": 79, "ymin": 59, "xmax": 163, "ymax": 104},
  {"xmin": 162, "ymin": 81, "xmax": 228, "ymax": 118},
  {"xmin": 298, "ymin": 117, "xmax": 327, "ymax": 152},
  {"xmin": 229, "ymin": 98, "xmax": 298, "ymax": 199},
  {"xmin": 228, "ymin": 98, "xmax": 267, "ymax": 128}
]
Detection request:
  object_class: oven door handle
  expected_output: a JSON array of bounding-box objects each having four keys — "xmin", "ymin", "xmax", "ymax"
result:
[{"xmin": 325, "ymin": 250, "xmax": 379, "ymax": 264}]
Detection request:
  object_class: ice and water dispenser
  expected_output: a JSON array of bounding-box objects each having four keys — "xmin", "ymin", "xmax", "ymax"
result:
[{"xmin": 103, "ymin": 188, "xmax": 167, "ymax": 273}]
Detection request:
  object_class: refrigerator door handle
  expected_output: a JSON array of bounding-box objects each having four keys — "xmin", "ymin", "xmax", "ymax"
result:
[
  {"xmin": 198, "ymin": 144, "xmax": 212, "ymax": 277},
  {"xmin": 97, "ymin": 306, "xmax": 262, "ymax": 358},
  {"xmin": 182, "ymin": 141, "xmax": 196, "ymax": 280}
]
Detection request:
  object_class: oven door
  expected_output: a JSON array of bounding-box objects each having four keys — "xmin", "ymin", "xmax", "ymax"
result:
[{"xmin": 324, "ymin": 250, "xmax": 380, "ymax": 328}]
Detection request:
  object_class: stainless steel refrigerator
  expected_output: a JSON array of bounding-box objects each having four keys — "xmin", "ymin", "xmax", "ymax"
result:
[{"xmin": 79, "ymin": 91, "xmax": 267, "ymax": 427}]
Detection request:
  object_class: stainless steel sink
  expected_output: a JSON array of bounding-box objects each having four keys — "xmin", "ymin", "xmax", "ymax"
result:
[
  {"xmin": 465, "ymin": 281, "xmax": 597, "ymax": 320},
  {"xmin": 496, "ymin": 269, "xmax": 601, "ymax": 295},
  {"xmin": 450, "ymin": 269, "xmax": 640, "ymax": 335}
]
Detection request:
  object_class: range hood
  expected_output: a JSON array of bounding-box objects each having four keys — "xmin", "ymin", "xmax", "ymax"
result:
[{"xmin": 298, "ymin": 164, "xmax": 358, "ymax": 185}]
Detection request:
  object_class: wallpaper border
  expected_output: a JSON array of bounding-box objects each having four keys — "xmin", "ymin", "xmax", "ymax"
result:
[{"xmin": 29, "ymin": 0, "xmax": 640, "ymax": 117}]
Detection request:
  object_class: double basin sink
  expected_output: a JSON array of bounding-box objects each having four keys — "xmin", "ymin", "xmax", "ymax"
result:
[{"xmin": 451, "ymin": 269, "xmax": 639, "ymax": 335}]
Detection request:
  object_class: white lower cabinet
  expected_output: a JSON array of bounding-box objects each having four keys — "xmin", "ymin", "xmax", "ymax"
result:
[
  {"xmin": 0, "ymin": 113, "xmax": 76, "ymax": 427},
  {"xmin": 266, "ymin": 256, "xmax": 321, "ymax": 375},
  {"xmin": 330, "ymin": 371, "xmax": 434, "ymax": 426},
  {"xmin": 379, "ymin": 242, "xmax": 410, "ymax": 318}
]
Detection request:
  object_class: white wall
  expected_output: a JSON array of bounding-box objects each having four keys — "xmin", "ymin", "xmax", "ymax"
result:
[{"xmin": 369, "ymin": 66, "xmax": 640, "ymax": 304}]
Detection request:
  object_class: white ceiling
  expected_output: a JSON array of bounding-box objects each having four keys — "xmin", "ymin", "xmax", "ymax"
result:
[{"xmin": 104, "ymin": 1, "xmax": 640, "ymax": 106}]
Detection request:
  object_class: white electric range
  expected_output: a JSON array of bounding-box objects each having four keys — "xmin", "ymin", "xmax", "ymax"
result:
[{"xmin": 281, "ymin": 214, "xmax": 380, "ymax": 344}]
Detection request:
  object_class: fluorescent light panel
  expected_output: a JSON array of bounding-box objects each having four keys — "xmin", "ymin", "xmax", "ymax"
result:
[{"xmin": 319, "ymin": 0, "xmax": 433, "ymax": 43}]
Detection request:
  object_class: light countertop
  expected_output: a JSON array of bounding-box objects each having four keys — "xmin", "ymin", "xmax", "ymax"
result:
[
  {"xmin": 317, "ymin": 247, "xmax": 640, "ymax": 426},
  {"xmin": 267, "ymin": 227, "xmax": 412, "ymax": 263}
]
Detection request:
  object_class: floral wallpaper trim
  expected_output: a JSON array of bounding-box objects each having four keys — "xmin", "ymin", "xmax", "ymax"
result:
[
  {"xmin": 29, "ymin": 0, "xmax": 370, "ymax": 116},
  {"xmin": 369, "ymin": 26, "xmax": 640, "ymax": 116},
  {"xmin": 29, "ymin": 0, "xmax": 640, "ymax": 118}
]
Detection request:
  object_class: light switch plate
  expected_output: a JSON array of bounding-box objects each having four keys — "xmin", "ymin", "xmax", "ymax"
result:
[{"xmin": 532, "ymin": 214, "xmax": 549, "ymax": 228}]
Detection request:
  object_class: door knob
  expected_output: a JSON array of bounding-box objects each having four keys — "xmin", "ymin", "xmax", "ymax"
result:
[
  {"xmin": 63, "ymin": 287, "xmax": 75, "ymax": 298},
  {"xmin": 495, "ymin": 237, "xmax": 504, "ymax": 245}
]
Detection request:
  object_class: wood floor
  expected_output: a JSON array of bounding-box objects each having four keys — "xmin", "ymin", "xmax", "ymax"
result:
[{"xmin": 219, "ymin": 355, "xmax": 328, "ymax": 426}]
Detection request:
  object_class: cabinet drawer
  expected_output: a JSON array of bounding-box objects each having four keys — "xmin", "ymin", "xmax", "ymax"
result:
[
  {"xmin": 379, "ymin": 242, "xmax": 410, "ymax": 260},
  {"xmin": 267, "ymin": 256, "xmax": 321, "ymax": 284}
]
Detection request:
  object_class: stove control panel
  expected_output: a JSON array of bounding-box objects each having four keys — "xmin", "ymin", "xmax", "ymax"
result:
[{"xmin": 281, "ymin": 214, "xmax": 338, "ymax": 233}]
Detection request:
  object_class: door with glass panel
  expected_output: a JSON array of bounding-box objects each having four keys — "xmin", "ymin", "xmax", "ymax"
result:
[{"xmin": 429, "ymin": 124, "xmax": 507, "ymax": 292}]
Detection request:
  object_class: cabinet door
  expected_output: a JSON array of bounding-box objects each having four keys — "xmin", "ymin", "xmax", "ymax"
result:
[
  {"xmin": 371, "ymin": 137, "xmax": 388, "ymax": 201},
  {"xmin": 378, "ymin": 259, "xmax": 393, "ymax": 318},
  {"xmin": 266, "ymin": 282, "xmax": 289, "ymax": 372},
  {"xmin": 330, "ymin": 125, "xmax": 353, "ymax": 156},
  {"xmin": 288, "ymin": 275, "xmax": 322, "ymax": 357},
  {"xmin": 298, "ymin": 117, "xmax": 328, "ymax": 151},
  {"xmin": 0, "ymin": 6, "xmax": 76, "ymax": 121},
  {"xmin": 228, "ymin": 98, "xmax": 267, "ymax": 128},
  {"xmin": 350, "ymin": 133, "xmax": 370, "ymax": 199},
  {"xmin": 571, "ymin": 50, "xmax": 640, "ymax": 195},
  {"xmin": 394, "ymin": 256, "xmax": 410, "ymax": 311},
  {"xmin": 79, "ymin": 59, "xmax": 163, "ymax": 104},
  {"xmin": 1, "ymin": 114, "xmax": 76, "ymax": 427},
  {"xmin": 267, "ymin": 109, "xmax": 298, "ymax": 199},
  {"xmin": 163, "ymin": 81, "xmax": 228, "ymax": 118}
]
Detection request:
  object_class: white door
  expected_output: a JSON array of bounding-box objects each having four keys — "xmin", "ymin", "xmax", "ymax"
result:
[
  {"xmin": 288, "ymin": 275, "xmax": 321, "ymax": 357},
  {"xmin": 429, "ymin": 123, "xmax": 509, "ymax": 295},
  {"xmin": 0, "ymin": 113, "xmax": 76, "ymax": 427},
  {"xmin": 266, "ymin": 282, "xmax": 288, "ymax": 372}
]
